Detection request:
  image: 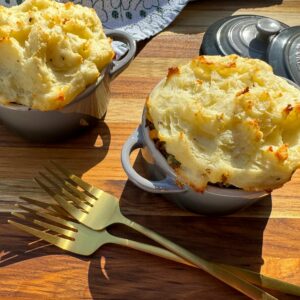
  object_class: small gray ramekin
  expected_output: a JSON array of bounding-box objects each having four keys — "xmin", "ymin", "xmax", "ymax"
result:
[
  {"xmin": 121, "ymin": 107, "xmax": 268, "ymax": 216},
  {"xmin": 121, "ymin": 78, "xmax": 300, "ymax": 215},
  {"xmin": 0, "ymin": 30, "xmax": 136, "ymax": 142}
]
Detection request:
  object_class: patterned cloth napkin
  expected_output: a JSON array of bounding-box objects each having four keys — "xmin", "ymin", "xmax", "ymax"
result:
[{"xmin": 1, "ymin": 0, "xmax": 190, "ymax": 41}]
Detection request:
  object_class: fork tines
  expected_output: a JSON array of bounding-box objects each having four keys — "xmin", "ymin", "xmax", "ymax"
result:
[
  {"xmin": 33, "ymin": 165, "xmax": 97, "ymax": 217},
  {"xmin": 8, "ymin": 198, "xmax": 77, "ymax": 250},
  {"xmin": 49, "ymin": 161, "xmax": 99, "ymax": 197}
]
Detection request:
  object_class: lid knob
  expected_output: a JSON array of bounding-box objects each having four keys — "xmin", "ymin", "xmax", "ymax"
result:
[{"xmin": 256, "ymin": 18, "xmax": 281, "ymax": 38}]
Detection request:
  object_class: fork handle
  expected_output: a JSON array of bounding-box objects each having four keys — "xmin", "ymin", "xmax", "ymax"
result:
[
  {"xmin": 120, "ymin": 217, "xmax": 300, "ymax": 298},
  {"xmin": 110, "ymin": 232, "xmax": 275, "ymax": 300},
  {"xmin": 109, "ymin": 234, "xmax": 194, "ymax": 267}
]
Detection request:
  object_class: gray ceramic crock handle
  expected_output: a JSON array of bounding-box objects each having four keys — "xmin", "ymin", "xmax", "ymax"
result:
[
  {"xmin": 105, "ymin": 29, "xmax": 136, "ymax": 80},
  {"xmin": 121, "ymin": 126, "xmax": 187, "ymax": 194}
]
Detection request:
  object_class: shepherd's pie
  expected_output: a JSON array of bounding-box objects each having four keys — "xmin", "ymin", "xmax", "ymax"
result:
[
  {"xmin": 0, "ymin": 0, "xmax": 114, "ymax": 110},
  {"xmin": 147, "ymin": 55, "xmax": 300, "ymax": 192}
]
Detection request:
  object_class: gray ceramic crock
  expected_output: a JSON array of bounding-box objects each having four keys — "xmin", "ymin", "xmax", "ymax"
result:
[
  {"xmin": 121, "ymin": 76, "xmax": 300, "ymax": 216},
  {"xmin": 121, "ymin": 108, "xmax": 268, "ymax": 216},
  {"xmin": 121, "ymin": 108, "xmax": 267, "ymax": 215},
  {"xmin": 0, "ymin": 30, "xmax": 136, "ymax": 141}
]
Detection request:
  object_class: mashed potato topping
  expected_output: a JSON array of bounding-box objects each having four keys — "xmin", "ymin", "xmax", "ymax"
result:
[
  {"xmin": 0, "ymin": 0, "xmax": 114, "ymax": 110},
  {"xmin": 147, "ymin": 55, "xmax": 300, "ymax": 192}
]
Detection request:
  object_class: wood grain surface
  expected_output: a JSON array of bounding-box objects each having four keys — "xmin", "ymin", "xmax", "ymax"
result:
[{"xmin": 1, "ymin": 1, "xmax": 300, "ymax": 299}]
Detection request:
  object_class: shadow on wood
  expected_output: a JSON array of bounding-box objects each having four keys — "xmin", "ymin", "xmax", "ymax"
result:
[
  {"xmin": 86, "ymin": 151, "xmax": 273, "ymax": 299},
  {"xmin": 0, "ymin": 120, "xmax": 111, "ymax": 178}
]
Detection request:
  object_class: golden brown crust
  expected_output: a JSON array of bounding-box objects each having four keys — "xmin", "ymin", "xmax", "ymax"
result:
[
  {"xmin": 166, "ymin": 67, "xmax": 180, "ymax": 82},
  {"xmin": 283, "ymin": 104, "xmax": 293, "ymax": 115},
  {"xmin": 236, "ymin": 87, "xmax": 249, "ymax": 97},
  {"xmin": 64, "ymin": 2, "xmax": 74, "ymax": 9},
  {"xmin": 275, "ymin": 144, "xmax": 289, "ymax": 162}
]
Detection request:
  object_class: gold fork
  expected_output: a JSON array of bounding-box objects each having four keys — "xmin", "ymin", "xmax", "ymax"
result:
[
  {"xmin": 35, "ymin": 161, "xmax": 300, "ymax": 298},
  {"xmin": 9, "ymin": 197, "xmax": 275, "ymax": 300}
]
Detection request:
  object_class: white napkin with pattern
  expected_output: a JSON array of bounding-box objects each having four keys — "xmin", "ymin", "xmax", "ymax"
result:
[{"xmin": 1, "ymin": 0, "xmax": 190, "ymax": 41}]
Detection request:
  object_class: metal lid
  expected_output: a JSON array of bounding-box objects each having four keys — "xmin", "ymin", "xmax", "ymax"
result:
[
  {"xmin": 200, "ymin": 15, "xmax": 289, "ymax": 60},
  {"xmin": 267, "ymin": 26, "xmax": 300, "ymax": 86}
]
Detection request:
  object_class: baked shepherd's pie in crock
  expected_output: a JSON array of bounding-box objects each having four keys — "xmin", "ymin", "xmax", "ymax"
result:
[{"xmin": 0, "ymin": 0, "xmax": 114, "ymax": 111}]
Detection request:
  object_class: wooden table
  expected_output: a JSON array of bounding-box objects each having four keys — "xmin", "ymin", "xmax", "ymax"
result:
[{"xmin": 1, "ymin": 1, "xmax": 300, "ymax": 299}]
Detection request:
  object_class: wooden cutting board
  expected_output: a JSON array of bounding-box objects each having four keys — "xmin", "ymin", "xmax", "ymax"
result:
[{"xmin": 1, "ymin": 1, "xmax": 300, "ymax": 299}]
